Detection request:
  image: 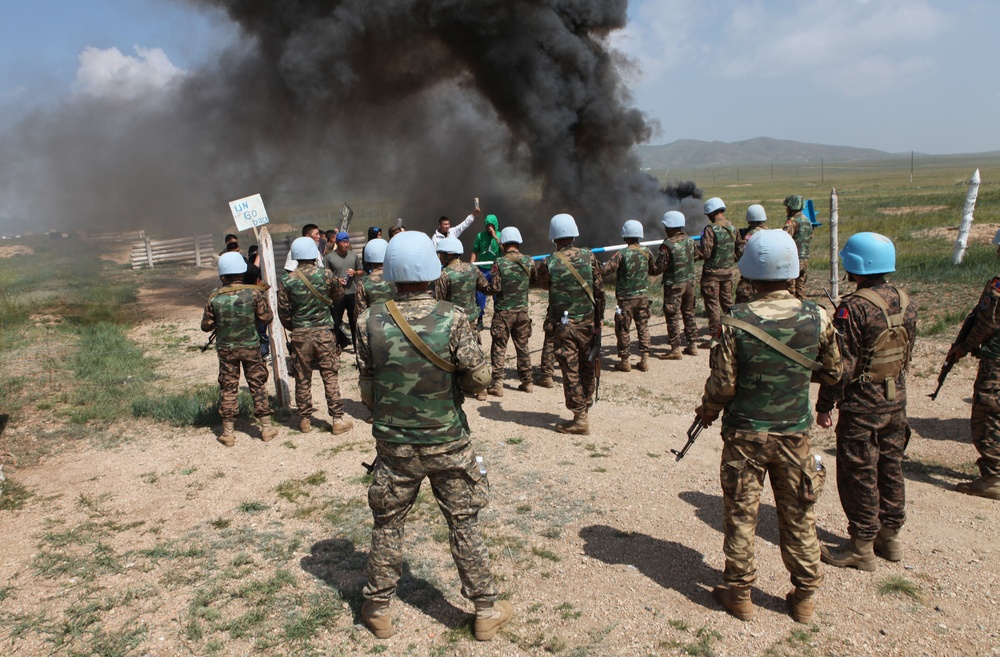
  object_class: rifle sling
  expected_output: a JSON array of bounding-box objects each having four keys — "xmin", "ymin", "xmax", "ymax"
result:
[
  {"xmin": 385, "ymin": 300, "xmax": 456, "ymax": 373},
  {"xmin": 554, "ymin": 250, "xmax": 596, "ymax": 306},
  {"xmin": 292, "ymin": 269, "xmax": 334, "ymax": 307},
  {"xmin": 721, "ymin": 316, "xmax": 823, "ymax": 372},
  {"xmin": 209, "ymin": 283, "xmax": 268, "ymax": 302}
]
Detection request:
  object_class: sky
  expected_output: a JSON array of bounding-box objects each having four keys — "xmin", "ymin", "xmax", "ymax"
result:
[{"xmin": 0, "ymin": 0, "xmax": 997, "ymax": 154}]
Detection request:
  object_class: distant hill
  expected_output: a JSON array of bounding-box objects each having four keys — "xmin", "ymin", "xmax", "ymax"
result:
[{"xmin": 636, "ymin": 137, "xmax": 897, "ymax": 169}]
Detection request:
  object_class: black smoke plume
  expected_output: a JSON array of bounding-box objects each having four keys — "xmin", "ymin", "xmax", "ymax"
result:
[{"xmin": 1, "ymin": 0, "xmax": 666, "ymax": 247}]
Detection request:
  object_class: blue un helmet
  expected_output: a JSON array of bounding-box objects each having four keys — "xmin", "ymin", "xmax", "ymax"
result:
[
  {"xmin": 499, "ymin": 227, "xmax": 523, "ymax": 245},
  {"xmin": 437, "ymin": 237, "xmax": 464, "ymax": 255},
  {"xmin": 548, "ymin": 213, "xmax": 579, "ymax": 242},
  {"xmin": 621, "ymin": 220, "xmax": 644, "ymax": 239},
  {"xmin": 840, "ymin": 232, "xmax": 895, "ymax": 275},
  {"xmin": 661, "ymin": 211, "xmax": 686, "ymax": 229},
  {"xmin": 290, "ymin": 236, "xmax": 320, "ymax": 260},
  {"xmin": 363, "ymin": 238, "xmax": 388, "ymax": 264},
  {"xmin": 738, "ymin": 229, "xmax": 799, "ymax": 281},
  {"xmin": 218, "ymin": 251, "xmax": 248, "ymax": 276},
  {"xmin": 383, "ymin": 231, "xmax": 442, "ymax": 283}
]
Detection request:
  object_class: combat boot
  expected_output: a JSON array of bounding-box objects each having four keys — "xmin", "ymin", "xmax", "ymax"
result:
[
  {"xmin": 636, "ymin": 355, "xmax": 649, "ymax": 372},
  {"xmin": 555, "ymin": 412, "xmax": 589, "ymax": 435},
  {"xmin": 535, "ymin": 375, "xmax": 555, "ymax": 388},
  {"xmin": 711, "ymin": 584, "xmax": 754, "ymax": 621},
  {"xmin": 518, "ymin": 381, "xmax": 533, "ymax": 393},
  {"xmin": 259, "ymin": 416, "xmax": 278, "ymax": 442},
  {"xmin": 874, "ymin": 526, "xmax": 902, "ymax": 562},
  {"xmin": 683, "ymin": 344, "xmax": 699, "ymax": 356},
  {"xmin": 785, "ymin": 588, "xmax": 815, "ymax": 624},
  {"xmin": 218, "ymin": 421, "xmax": 236, "ymax": 447},
  {"xmin": 697, "ymin": 339, "xmax": 714, "ymax": 350},
  {"xmin": 659, "ymin": 346, "xmax": 683, "ymax": 360},
  {"xmin": 820, "ymin": 537, "xmax": 876, "ymax": 571},
  {"xmin": 615, "ymin": 357, "xmax": 631, "ymax": 372},
  {"xmin": 487, "ymin": 384, "xmax": 504, "ymax": 397},
  {"xmin": 298, "ymin": 416, "xmax": 312, "ymax": 433},
  {"xmin": 474, "ymin": 600, "xmax": 513, "ymax": 641},
  {"xmin": 331, "ymin": 416, "xmax": 354, "ymax": 435},
  {"xmin": 955, "ymin": 475, "xmax": 1000, "ymax": 500},
  {"xmin": 361, "ymin": 600, "xmax": 394, "ymax": 639},
  {"xmin": 476, "ymin": 390, "xmax": 488, "ymax": 401}
]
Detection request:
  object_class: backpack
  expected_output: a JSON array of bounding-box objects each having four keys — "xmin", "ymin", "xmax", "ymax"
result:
[{"xmin": 849, "ymin": 287, "xmax": 910, "ymax": 401}]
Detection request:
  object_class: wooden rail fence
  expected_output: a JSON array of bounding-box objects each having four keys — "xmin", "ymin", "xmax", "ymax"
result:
[{"xmin": 131, "ymin": 234, "xmax": 214, "ymax": 270}]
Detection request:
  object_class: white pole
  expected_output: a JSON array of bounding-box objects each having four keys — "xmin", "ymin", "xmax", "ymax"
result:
[
  {"xmin": 258, "ymin": 226, "xmax": 292, "ymax": 408},
  {"xmin": 830, "ymin": 188, "xmax": 839, "ymax": 301},
  {"xmin": 953, "ymin": 168, "xmax": 981, "ymax": 265}
]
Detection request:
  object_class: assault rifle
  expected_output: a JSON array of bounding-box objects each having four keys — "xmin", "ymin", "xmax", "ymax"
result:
[
  {"xmin": 929, "ymin": 310, "xmax": 979, "ymax": 400},
  {"xmin": 362, "ymin": 457, "xmax": 379, "ymax": 475},
  {"xmin": 201, "ymin": 330, "xmax": 217, "ymax": 352},
  {"xmin": 588, "ymin": 295, "xmax": 605, "ymax": 404},
  {"xmin": 672, "ymin": 416, "xmax": 706, "ymax": 461}
]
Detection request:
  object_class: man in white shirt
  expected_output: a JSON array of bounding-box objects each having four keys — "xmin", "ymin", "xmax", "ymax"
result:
[
  {"xmin": 284, "ymin": 224, "xmax": 324, "ymax": 272},
  {"xmin": 431, "ymin": 208, "xmax": 480, "ymax": 248}
]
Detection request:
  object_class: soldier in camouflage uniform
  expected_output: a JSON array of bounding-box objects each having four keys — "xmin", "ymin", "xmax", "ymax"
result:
[
  {"xmin": 355, "ymin": 238, "xmax": 395, "ymax": 315},
  {"xmin": 278, "ymin": 237, "xmax": 353, "ymax": 435},
  {"xmin": 782, "ymin": 195, "xmax": 813, "ymax": 299},
  {"xmin": 698, "ymin": 197, "xmax": 738, "ymax": 348},
  {"xmin": 486, "ymin": 227, "xmax": 536, "ymax": 397},
  {"xmin": 201, "ymin": 252, "xmax": 277, "ymax": 446},
  {"xmin": 817, "ymin": 233, "xmax": 917, "ymax": 569},
  {"xmin": 656, "ymin": 211, "xmax": 699, "ymax": 360},
  {"xmin": 734, "ymin": 204, "xmax": 768, "ymax": 304},
  {"xmin": 945, "ymin": 228, "xmax": 1000, "ymax": 500},
  {"xmin": 535, "ymin": 213, "xmax": 605, "ymax": 435},
  {"xmin": 357, "ymin": 231, "xmax": 512, "ymax": 642},
  {"xmin": 602, "ymin": 220, "xmax": 657, "ymax": 372},
  {"xmin": 697, "ymin": 230, "xmax": 842, "ymax": 624}
]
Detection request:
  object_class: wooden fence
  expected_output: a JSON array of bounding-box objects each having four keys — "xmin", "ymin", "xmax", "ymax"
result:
[
  {"xmin": 130, "ymin": 234, "xmax": 215, "ymax": 270},
  {"xmin": 90, "ymin": 230, "xmax": 145, "ymax": 243}
]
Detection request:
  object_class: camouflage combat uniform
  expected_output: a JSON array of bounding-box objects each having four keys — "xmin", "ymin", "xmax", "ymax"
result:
[
  {"xmin": 602, "ymin": 244, "xmax": 657, "ymax": 361},
  {"xmin": 535, "ymin": 245, "xmax": 605, "ymax": 415},
  {"xmin": 656, "ymin": 233, "xmax": 699, "ymax": 350},
  {"xmin": 434, "ymin": 260, "xmax": 491, "ymax": 339},
  {"xmin": 488, "ymin": 249, "xmax": 535, "ymax": 388},
  {"xmin": 816, "ymin": 282, "xmax": 917, "ymax": 541},
  {"xmin": 698, "ymin": 218, "xmax": 738, "ymax": 338},
  {"xmin": 957, "ymin": 276, "xmax": 1000, "ymax": 480},
  {"xmin": 201, "ymin": 284, "xmax": 273, "ymax": 420},
  {"xmin": 734, "ymin": 224, "xmax": 766, "ymax": 304},
  {"xmin": 356, "ymin": 267, "xmax": 395, "ymax": 316},
  {"xmin": 278, "ymin": 264, "xmax": 347, "ymax": 421},
  {"xmin": 783, "ymin": 213, "xmax": 813, "ymax": 299},
  {"xmin": 701, "ymin": 290, "xmax": 842, "ymax": 594},
  {"xmin": 357, "ymin": 292, "xmax": 497, "ymax": 605}
]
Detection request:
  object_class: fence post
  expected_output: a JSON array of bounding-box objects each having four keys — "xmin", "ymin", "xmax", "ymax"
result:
[
  {"xmin": 830, "ymin": 188, "xmax": 839, "ymax": 302},
  {"xmin": 953, "ymin": 169, "xmax": 981, "ymax": 265},
  {"xmin": 144, "ymin": 237, "xmax": 154, "ymax": 269},
  {"xmin": 258, "ymin": 227, "xmax": 292, "ymax": 408},
  {"xmin": 195, "ymin": 235, "xmax": 203, "ymax": 267}
]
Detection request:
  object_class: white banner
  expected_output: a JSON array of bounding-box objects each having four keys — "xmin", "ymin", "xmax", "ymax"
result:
[{"xmin": 229, "ymin": 193, "xmax": 270, "ymax": 231}]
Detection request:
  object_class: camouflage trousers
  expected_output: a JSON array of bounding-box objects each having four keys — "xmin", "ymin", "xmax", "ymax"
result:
[
  {"xmin": 614, "ymin": 297, "xmax": 651, "ymax": 357},
  {"xmin": 364, "ymin": 439, "xmax": 496, "ymax": 604},
  {"xmin": 701, "ymin": 269, "xmax": 734, "ymax": 335},
  {"xmin": 288, "ymin": 328, "xmax": 343, "ymax": 419},
  {"xmin": 663, "ymin": 281, "xmax": 697, "ymax": 347},
  {"xmin": 735, "ymin": 277, "xmax": 755, "ymax": 304},
  {"xmin": 539, "ymin": 320, "xmax": 557, "ymax": 378},
  {"xmin": 720, "ymin": 428, "xmax": 824, "ymax": 592},
  {"xmin": 970, "ymin": 358, "xmax": 1000, "ymax": 478},
  {"xmin": 490, "ymin": 309, "xmax": 533, "ymax": 385},
  {"xmin": 835, "ymin": 410, "xmax": 907, "ymax": 541},
  {"xmin": 554, "ymin": 319, "xmax": 597, "ymax": 414},
  {"xmin": 787, "ymin": 263, "xmax": 808, "ymax": 299},
  {"xmin": 217, "ymin": 347, "xmax": 270, "ymax": 420}
]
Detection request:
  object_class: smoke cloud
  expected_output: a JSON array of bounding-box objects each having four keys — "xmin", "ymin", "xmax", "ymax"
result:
[{"xmin": 0, "ymin": 0, "xmax": 670, "ymax": 247}]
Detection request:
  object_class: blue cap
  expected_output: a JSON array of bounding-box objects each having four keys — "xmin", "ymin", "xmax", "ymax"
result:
[{"xmin": 336, "ymin": 231, "xmax": 350, "ymax": 242}]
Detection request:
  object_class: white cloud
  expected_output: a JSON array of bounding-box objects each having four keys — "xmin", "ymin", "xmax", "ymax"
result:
[{"xmin": 73, "ymin": 46, "xmax": 184, "ymax": 102}]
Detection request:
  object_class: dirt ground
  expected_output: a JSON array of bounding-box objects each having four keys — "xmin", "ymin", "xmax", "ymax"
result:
[{"xmin": 1, "ymin": 267, "xmax": 998, "ymax": 657}]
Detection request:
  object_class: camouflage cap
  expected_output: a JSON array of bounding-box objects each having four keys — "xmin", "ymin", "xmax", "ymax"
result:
[{"xmin": 783, "ymin": 195, "xmax": 805, "ymax": 211}]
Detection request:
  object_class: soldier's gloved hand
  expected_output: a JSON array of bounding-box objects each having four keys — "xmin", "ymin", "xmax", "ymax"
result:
[
  {"xmin": 816, "ymin": 411, "xmax": 833, "ymax": 429},
  {"xmin": 695, "ymin": 405, "xmax": 717, "ymax": 426}
]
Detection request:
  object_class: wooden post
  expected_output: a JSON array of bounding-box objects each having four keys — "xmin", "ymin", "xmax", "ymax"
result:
[
  {"xmin": 194, "ymin": 235, "xmax": 203, "ymax": 267},
  {"xmin": 830, "ymin": 188, "xmax": 839, "ymax": 302},
  {"xmin": 953, "ymin": 169, "xmax": 982, "ymax": 265},
  {"xmin": 144, "ymin": 237, "xmax": 154, "ymax": 269},
  {"xmin": 258, "ymin": 227, "xmax": 291, "ymax": 408}
]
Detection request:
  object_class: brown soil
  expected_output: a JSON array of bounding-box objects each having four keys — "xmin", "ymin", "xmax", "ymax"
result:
[
  {"xmin": 913, "ymin": 222, "xmax": 1000, "ymax": 244},
  {"xmin": 879, "ymin": 205, "xmax": 949, "ymax": 217},
  {"xmin": 0, "ymin": 269, "xmax": 997, "ymax": 656},
  {"xmin": 0, "ymin": 246, "xmax": 33, "ymax": 258}
]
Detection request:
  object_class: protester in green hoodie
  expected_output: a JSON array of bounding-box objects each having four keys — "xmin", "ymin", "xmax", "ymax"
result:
[{"xmin": 471, "ymin": 213, "xmax": 502, "ymax": 330}]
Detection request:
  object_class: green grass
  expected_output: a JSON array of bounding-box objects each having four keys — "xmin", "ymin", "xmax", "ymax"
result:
[
  {"xmin": 878, "ymin": 576, "xmax": 923, "ymax": 602},
  {"xmin": 68, "ymin": 323, "xmax": 158, "ymax": 424},
  {"xmin": 238, "ymin": 501, "xmax": 270, "ymax": 514},
  {"xmin": 0, "ymin": 478, "xmax": 33, "ymax": 511},
  {"xmin": 132, "ymin": 385, "xmax": 258, "ymax": 427}
]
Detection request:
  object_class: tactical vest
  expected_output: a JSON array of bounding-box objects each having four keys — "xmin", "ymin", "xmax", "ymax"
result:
[
  {"xmin": 848, "ymin": 287, "xmax": 910, "ymax": 401},
  {"xmin": 368, "ymin": 301, "xmax": 467, "ymax": 444},
  {"xmin": 704, "ymin": 223, "xmax": 737, "ymax": 271},
  {"xmin": 363, "ymin": 270, "xmax": 395, "ymax": 308},
  {"xmin": 280, "ymin": 266, "xmax": 335, "ymax": 329},
  {"xmin": 444, "ymin": 262, "xmax": 480, "ymax": 323},
  {"xmin": 495, "ymin": 253, "xmax": 532, "ymax": 312},
  {"xmin": 981, "ymin": 332, "xmax": 1000, "ymax": 360},
  {"xmin": 661, "ymin": 235, "xmax": 696, "ymax": 285},
  {"xmin": 210, "ymin": 286, "xmax": 262, "ymax": 349},
  {"xmin": 792, "ymin": 213, "xmax": 813, "ymax": 261},
  {"xmin": 615, "ymin": 245, "xmax": 651, "ymax": 300},
  {"xmin": 546, "ymin": 247, "xmax": 596, "ymax": 321},
  {"xmin": 723, "ymin": 300, "xmax": 822, "ymax": 434}
]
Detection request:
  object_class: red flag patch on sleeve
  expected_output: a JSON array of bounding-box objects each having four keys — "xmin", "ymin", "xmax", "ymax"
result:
[
  {"xmin": 991, "ymin": 277, "xmax": 1000, "ymax": 292},
  {"xmin": 836, "ymin": 307, "xmax": 849, "ymax": 320}
]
